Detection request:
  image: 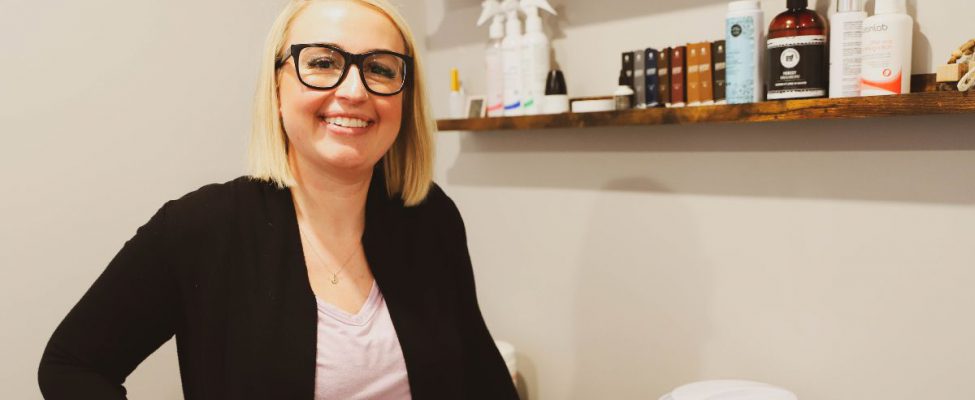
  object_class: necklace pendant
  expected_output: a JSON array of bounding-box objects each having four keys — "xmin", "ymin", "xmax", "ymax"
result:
[{"xmin": 331, "ymin": 274, "xmax": 339, "ymax": 285}]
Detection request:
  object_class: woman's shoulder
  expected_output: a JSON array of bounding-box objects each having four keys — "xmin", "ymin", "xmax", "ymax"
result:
[
  {"xmin": 165, "ymin": 175, "xmax": 273, "ymax": 213},
  {"xmin": 158, "ymin": 175, "xmax": 282, "ymax": 236},
  {"xmin": 402, "ymin": 182, "xmax": 466, "ymax": 234}
]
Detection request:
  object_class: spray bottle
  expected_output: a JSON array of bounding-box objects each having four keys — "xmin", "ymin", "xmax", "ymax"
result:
[
  {"xmin": 477, "ymin": 0, "xmax": 506, "ymax": 117},
  {"xmin": 519, "ymin": 0, "xmax": 557, "ymax": 115},
  {"xmin": 500, "ymin": 0, "xmax": 523, "ymax": 116}
]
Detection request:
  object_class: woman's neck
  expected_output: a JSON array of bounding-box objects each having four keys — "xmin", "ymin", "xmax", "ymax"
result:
[{"xmin": 288, "ymin": 154, "xmax": 372, "ymax": 243}]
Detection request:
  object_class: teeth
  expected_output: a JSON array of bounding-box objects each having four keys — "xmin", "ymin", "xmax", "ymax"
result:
[{"xmin": 324, "ymin": 116, "xmax": 370, "ymax": 128}]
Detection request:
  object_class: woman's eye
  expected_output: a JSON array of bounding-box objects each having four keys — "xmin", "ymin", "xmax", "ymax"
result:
[
  {"xmin": 307, "ymin": 58, "xmax": 338, "ymax": 69},
  {"xmin": 367, "ymin": 63, "xmax": 396, "ymax": 79}
]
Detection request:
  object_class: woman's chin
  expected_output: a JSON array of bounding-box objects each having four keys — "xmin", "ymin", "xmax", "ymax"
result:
[{"xmin": 317, "ymin": 150, "xmax": 378, "ymax": 172}]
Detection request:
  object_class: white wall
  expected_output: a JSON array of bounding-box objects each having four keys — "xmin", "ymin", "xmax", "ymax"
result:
[
  {"xmin": 1, "ymin": 0, "xmax": 287, "ymax": 398},
  {"xmin": 419, "ymin": 0, "xmax": 975, "ymax": 399}
]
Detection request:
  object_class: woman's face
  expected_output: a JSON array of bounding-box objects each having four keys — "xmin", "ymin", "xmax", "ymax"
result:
[{"xmin": 278, "ymin": 0, "xmax": 406, "ymax": 176}]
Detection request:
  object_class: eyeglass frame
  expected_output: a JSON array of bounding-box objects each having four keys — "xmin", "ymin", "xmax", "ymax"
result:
[{"xmin": 275, "ymin": 43, "xmax": 413, "ymax": 96}]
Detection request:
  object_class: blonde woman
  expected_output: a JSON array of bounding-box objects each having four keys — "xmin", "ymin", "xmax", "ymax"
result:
[{"xmin": 38, "ymin": 0, "xmax": 518, "ymax": 398}]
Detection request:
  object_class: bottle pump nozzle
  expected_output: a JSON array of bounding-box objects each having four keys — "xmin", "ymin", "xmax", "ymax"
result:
[
  {"xmin": 501, "ymin": 0, "xmax": 521, "ymax": 35},
  {"xmin": 477, "ymin": 0, "xmax": 505, "ymax": 39},
  {"xmin": 519, "ymin": 0, "xmax": 557, "ymax": 32}
]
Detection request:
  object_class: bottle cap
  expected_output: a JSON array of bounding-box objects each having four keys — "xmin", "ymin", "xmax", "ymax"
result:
[
  {"xmin": 836, "ymin": 0, "xmax": 864, "ymax": 12},
  {"xmin": 728, "ymin": 0, "xmax": 761, "ymax": 12},
  {"xmin": 450, "ymin": 68, "xmax": 460, "ymax": 92},
  {"xmin": 787, "ymin": 0, "xmax": 808, "ymax": 9},
  {"xmin": 874, "ymin": 0, "xmax": 906, "ymax": 14},
  {"xmin": 617, "ymin": 69, "xmax": 628, "ymax": 86},
  {"xmin": 545, "ymin": 70, "xmax": 567, "ymax": 95}
]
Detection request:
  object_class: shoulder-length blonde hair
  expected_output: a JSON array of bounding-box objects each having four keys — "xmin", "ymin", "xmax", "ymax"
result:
[{"xmin": 248, "ymin": 0, "xmax": 435, "ymax": 206}]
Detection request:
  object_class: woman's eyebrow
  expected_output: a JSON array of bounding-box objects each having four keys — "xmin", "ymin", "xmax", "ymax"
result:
[{"xmin": 306, "ymin": 42, "xmax": 399, "ymax": 54}]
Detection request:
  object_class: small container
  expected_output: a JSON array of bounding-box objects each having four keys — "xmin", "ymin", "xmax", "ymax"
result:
[
  {"xmin": 543, "ymin": 69, "xmax": 569, "ymax": 114},
  {"xmin": 614, "ymin": 69, "xmax": 634, "ymax": 110},
  {"xmin": 448, "ymin": 68, "xmax": 466, "ymax": 118},
  {"xmin": 571, "ymin": 98, "xmax": 615, "ymax": 113}
]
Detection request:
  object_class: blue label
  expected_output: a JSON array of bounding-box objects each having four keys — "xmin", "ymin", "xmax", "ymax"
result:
[{"xmin": 726, "ymin": 15, "xmax": 758, "ymax": 104}]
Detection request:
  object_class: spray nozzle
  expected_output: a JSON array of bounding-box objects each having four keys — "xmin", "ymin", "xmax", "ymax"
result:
[
  {"xmin": 477, "ymin": 0, "xmax": 503, "ymax": 26},
  {"xmin": 519, "ymin": 0, "xmax": 557, "ymax": 17}
]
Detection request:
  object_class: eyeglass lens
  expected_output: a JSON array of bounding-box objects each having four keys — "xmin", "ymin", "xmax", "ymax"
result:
[{"xmin": 297, "ymin": 47, "xmax": 406, "ymax": 94}]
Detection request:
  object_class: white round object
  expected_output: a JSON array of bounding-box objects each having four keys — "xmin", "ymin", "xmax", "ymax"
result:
[
  {"xmin": 671, "ymin": 380, "xmax": 775, "ymax": 400},
  {"xmin": 702, "ymin": 387, "xmax": 798, "ymax": 400}
]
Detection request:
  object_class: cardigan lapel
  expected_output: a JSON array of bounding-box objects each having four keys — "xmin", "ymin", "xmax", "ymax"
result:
[
  {"xmin": 224, "ymin": 178, "xmax": 317, "ymax": 399},
  {"xmin": 362, "ymin": 170, "xmax": 449, "ymax": 398}
]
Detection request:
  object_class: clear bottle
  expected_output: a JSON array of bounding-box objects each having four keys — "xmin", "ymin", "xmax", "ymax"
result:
[{"xmin": 767, "ymin": 0, "xmax": 828, "ymax": 100}]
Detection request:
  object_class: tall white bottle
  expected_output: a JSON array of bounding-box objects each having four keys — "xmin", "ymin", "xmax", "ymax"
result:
[
  {"xmin": 500, "ymin": 0, "xmax": 523, "ymax": 116},
  {"xmin": 829, "ymin": 0, "xmax": 867, "ymax": 98},
  {"xmin": 519, "ymin": 0, "xmax": 557, "ymax": 115},
  {"xmin": 478, "ymin": 0, "xmax": 506, "ymax": 117},
  {"xmin": 860, "ymin": 0, "xmax": 913, "ymax": 96},
  {"xmin": 725, "ymin": 0, "xmax": 765, "ymax": 104}
]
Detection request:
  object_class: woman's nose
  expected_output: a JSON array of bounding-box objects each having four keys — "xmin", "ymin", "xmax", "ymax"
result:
[{"xmin": 335, "ymin": 65, "xmax": 369, "ymax": 102}]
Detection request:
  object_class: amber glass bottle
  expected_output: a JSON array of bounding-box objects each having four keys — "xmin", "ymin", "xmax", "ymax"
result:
[{"xmin": 766, "ymin": 0, "xmax": 828, "ymax": 99}]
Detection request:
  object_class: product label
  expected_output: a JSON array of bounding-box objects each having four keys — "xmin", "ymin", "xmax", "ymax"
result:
[
  {"xmin": 726, "ymin": 16, "xmax": 758, "ymax": 103},
  {"xmin": 767, "ymin": 35, "xmax": 827, "ymax": 99},
  {"xmin": 829, "ymin": 19, "xmax": 864, "ymax": 97},
  {"xmin": 861, "ymin": 25, "xmax": 908, "ymax": 95}
]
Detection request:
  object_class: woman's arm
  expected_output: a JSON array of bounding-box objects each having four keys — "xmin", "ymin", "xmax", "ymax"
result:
[
  {"xmin": 442, "ymin": 197, "xmax": 520, "ymax": 400},
  {"xmin": 38, "ymin": 202, "xmax": 179, "ymax": 399}
]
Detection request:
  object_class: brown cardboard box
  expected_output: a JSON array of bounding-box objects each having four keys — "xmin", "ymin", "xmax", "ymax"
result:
[{"xmin": 686, "ymin": 44, "xmax": 701, "ymax": 105}]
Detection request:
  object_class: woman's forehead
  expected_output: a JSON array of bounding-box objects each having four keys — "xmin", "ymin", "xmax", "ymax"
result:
[{"xmin": 287, "ymin": 1, "xmax": 406, "ymax": 54}]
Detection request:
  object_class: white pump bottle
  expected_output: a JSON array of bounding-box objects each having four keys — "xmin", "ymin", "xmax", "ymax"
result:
[
  {"xmin": 477, "ymin": 0, "xmax": 506, "ymax": 117},
  {"xmin": 500, "ymin": 0, "xmax": 523, "ymax": 116},
  {"xmin": 518, "ymin": 0, "xmax": 557, "ymax": 115}
]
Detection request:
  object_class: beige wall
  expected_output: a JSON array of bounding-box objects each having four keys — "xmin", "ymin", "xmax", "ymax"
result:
[
  {"xmin": 4, "ymin": 0, "xmax": 973, "ymax": 399},
  {"xmin": 1, "ymin": 0, "xmax": 287, "ymax": 398},
  {"xmin": 420, "ymin": 0, "xmax": 975, "ymax": 399}
]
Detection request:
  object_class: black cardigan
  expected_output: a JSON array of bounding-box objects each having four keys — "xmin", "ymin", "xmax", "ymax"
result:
[{"xmin": 39, "ymin": 172, "xmax": 518, "ymax": 399}]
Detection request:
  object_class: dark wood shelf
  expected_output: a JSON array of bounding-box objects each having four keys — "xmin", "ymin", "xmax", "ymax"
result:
[{"xmin": 437, "ymin": 76, "xmax": 973, "ymax": 132}]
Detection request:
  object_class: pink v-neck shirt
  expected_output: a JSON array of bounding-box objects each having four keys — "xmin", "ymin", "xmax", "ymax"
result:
[{"xmin": 314, "ymin": 282, "xmax": 412, "ymax": 399}]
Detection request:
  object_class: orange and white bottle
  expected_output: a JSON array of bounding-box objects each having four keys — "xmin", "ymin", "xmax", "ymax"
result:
[{"xmin": 860, "ymin": 0, "xmax": 913, "ymax": 96}]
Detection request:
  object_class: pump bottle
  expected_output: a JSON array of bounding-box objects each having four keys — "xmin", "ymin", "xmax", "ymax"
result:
[
  {"xmin": 477, "ymin": 0, "xmax": 506, "ymax": 117},
  {"xmin": 519, "ymin": 0, "xmax": 557, "ymax": 115},
  {"xmin": 500, "ymin": 0, "xmax": 523, "ymax": 116}
]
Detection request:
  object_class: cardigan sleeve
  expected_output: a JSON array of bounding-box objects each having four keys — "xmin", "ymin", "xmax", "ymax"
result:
[
  {"xmin": 38, "ymin": 201, "xmax": 179, "ymax": 399},
  {"xmin": 442, "ymin": 196, "xmax": 520, "ymax": 400}
]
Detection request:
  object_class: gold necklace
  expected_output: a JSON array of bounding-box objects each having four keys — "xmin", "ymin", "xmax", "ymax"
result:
[{"xmin": 298, "ymin": 224, "xmax": 360, "ymax": 285}]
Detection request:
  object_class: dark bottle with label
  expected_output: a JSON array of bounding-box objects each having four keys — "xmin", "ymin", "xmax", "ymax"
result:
[{"xmin": 767, "ymin": 0, "xmax": 828, "ymax": 100}]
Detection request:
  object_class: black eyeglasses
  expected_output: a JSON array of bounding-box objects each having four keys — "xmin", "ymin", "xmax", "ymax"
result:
[{"xmin": 275, "ymin": 43, "xmax": 412, "ymax": 96}]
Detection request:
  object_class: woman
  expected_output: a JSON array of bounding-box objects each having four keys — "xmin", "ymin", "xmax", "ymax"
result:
[{"xmin": 38, "ymin": 0, "xmax": 519, "ymax": 399}]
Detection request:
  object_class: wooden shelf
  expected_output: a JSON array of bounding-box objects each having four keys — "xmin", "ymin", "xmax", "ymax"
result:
[{"xmin": 437, "ymin": 77, "xmax": 973, "ymax": 132}]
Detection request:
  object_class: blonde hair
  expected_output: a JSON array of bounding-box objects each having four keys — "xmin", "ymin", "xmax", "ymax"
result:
[{"xmin": 248, "ymin": 0, "xmax": 435, "ymax": 206}]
